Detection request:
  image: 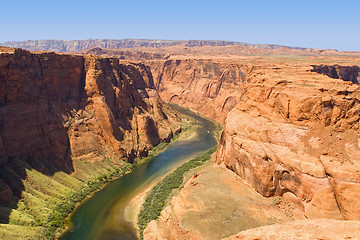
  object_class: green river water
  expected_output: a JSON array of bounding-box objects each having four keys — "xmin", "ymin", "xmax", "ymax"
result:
[{"xmin": 60, "ymin": 104, "xmax": 217, "ymax": 240}]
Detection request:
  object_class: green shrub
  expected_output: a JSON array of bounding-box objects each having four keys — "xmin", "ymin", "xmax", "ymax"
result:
[
  {"xmin": 138, "ymin": 147, "xmax": 216, "ymax": 239},
  {"xmin": 43, "ymin": 167, "xmax": 128, "ymax": 239}
]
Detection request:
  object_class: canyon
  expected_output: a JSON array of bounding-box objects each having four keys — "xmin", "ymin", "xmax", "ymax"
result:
[
  {"xmin": 0, "ymin": 41, "xmax": 360, "ymax": 239},
  {"xmin": 0, "ymin": 46, "xmax": 181, "ymax": 194},
  {"xmin": 133, "ymin": 47, "xmax": 360, "ymax": 239},
  {"xmin": 0, "ymin": 46, "xmax": 181, "ymax": 239}
]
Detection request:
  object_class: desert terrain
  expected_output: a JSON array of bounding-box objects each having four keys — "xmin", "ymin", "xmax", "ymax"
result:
[{"xmin": 1, "ymin": 40, "xmax": 360, "ymax": 239}]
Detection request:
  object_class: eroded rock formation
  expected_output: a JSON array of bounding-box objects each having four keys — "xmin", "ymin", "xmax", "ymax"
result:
[
  {"xmin": 142, "ymin": 53, "xmax": 360, "ymax": 239},
  {"xmin": 141, "ymin": 52, "xmax": 360, "ymax": 221},
  {"xmin": 144, "ymin": 163, "xmax": 291, "ymax": 240},
  {"xmin": 149, "ymin": 59, "xmax": 251, "ymax": 123},
  {"xmin": 216, "ymin": 62, "xmax": 360, "ymax": 220},
  {"xmin": 0, "ymin": 47, "xmax": 180, "ymax": 203}
]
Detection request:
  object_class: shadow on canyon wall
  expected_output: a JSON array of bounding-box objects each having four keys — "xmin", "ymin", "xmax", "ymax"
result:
[
  {"xmin": 0, "ymin": 48, "xmax": 165, "ymax": 224},
  {"xmin": 311, "ymin": 64, "xmax": 360, "ymax": 84}
]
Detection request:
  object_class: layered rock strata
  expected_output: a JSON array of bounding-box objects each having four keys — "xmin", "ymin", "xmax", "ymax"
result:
[
  {"xmin": 149, "ymin": 59, "xmax": 251, "ymax": 123},
  {"xmin": 144, "ymin": 53, "xmax": 360, "ymax": 221},
  {"xmin": 143, "ymin": 57, "xmax": 360, "ymax": 240},
  {"xmin": 0, "ymin": 47, "xmax": 180, "ymax": 202},
  {"xmin": 216, "ymin": 62, "xmax": 360, "ymax": 220}
]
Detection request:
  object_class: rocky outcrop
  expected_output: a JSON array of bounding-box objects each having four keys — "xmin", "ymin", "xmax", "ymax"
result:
[
  {"xmin": 216, "ymin": 62, "xmax": 360, "ymax": 220},
  {"xmin": 143, "ymin": 163, "xmax": 292, "ymax": 240},
  {"xmin": 0, "ymin": 48, "xmax": 180, "ymax": 203},
  {"xmin": 223, "ymin": 219, "xmax": 360, "ymax": 240},
  {"xmin": 149, "ymin": 59, "xmax": 251, "ymax": 123},
  {"xmin": 144, "ymin": 163, "xmax": 360, "ymax": 240},
  {"xmin": 311, "ymin": 64, "xmax": 360, "ymax": 84}
]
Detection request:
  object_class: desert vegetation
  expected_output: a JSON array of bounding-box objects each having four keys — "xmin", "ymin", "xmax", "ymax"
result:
[
  {"xmin": 137, "ymin": 146, "xmax": 217, "ymax": 239},
  {"xmin": 0, "ymin": 156, "xmax": 134, "ymax": 239},
  {"xmin": 0, "ymin": 110, "xmax": 197, "ymax": 240}
]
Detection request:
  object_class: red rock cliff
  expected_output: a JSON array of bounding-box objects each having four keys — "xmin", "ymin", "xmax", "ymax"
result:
[
  {"xmin": 0, "ymin": 48, "xmax": 180, "ymax": 202},
  {"xmin": 216, "ymin": 61, "xmax": 360, "ymax": 220},
  {"xmin": 145, "ymin": 54, "xmax": 360, "ymax": 220},
  {"xmin": 149, "ymin": 59, "xmax": 251, "ymax": 123},
  {"xmin": 142, "ymin": 53, "xmax": 360, "ymax": 221},
  {"xmin": 146, "ymin": 56, "xmax": 360, "ymax": 220}
]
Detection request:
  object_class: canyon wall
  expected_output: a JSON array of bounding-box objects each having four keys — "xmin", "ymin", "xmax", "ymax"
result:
[
  {"xmin": 216, "ymin": 63, "xmax": 360, "ymax": 220},
  {"xmin": 146, "ymin": 56, "xmax": 360, "ymax": 221},
  {"xmin": 149, "ymin": 59, "xmax": 252, "ymax": 123},
  {"xmin": 311, "ymin": 64, "xmax": 360, "ymax": 84},
  {"xmin": 145, "ymin": 55, "xmax": 360, "ymax": 220},
  {"xmin": 0, "ymin": 47, "xmax": 180, "ymax": 203},
  {"xmin": 142, "ymin": 57, "xmax": 360, "ymax": 239}
]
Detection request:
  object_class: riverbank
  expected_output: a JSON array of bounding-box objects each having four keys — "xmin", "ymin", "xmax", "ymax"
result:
[
  {"xmin": 0, "ymin": 109, "xmax": 198, "ymax": 240},
  {"xmin": 135, "ymin": 106, "xmax": 221, "ymax": 239},
  {"xmin": 143, "ymin": 160, "xmax": 293, "ymax": 240},
  {"xmin": 59, "ymin": 112, "xmax": 199, "ymax": 239},
  {"xmin": 137, "ymin": 146, "xmax": 217, "ymax": 239},
  {"xmin": 0, "ymin": 154, "xmax": 134, "ymax": 240},
  {"xmin": 123, "ymin": 132, "xmax": 201, "ymax": 232},
  {"xmin": 59, "ymin": 103, "xmax": 218, "ymax": 240}
]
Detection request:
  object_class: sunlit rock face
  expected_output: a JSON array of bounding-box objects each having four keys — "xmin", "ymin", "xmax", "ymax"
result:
[
  {"xmin": 216, "ymin": 61, "xmax": 360, "ymax": 220},
  {"xmin": 149, "ymin": 59, "xmax": 251, "ymax": 124},
  {"xmin": 139, "ymin": 47, "xmax": 360, "ymax": 239},
  {"xmin": 143, "ymin": 49, "xmax": 360, "ymax": 220}
]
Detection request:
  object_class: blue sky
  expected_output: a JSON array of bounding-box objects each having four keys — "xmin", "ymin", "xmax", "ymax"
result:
[{"xmin": 0, "ymin": 0, "xmax": 359, "ymax": 51}]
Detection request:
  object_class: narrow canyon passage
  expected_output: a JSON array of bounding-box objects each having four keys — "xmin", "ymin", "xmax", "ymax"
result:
[{"xmin": 60, "ymin": 104, "xmax": 217, "ymax": 240}]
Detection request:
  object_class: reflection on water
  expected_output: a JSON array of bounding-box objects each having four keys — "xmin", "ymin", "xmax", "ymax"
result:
[{"xmin": 60, "ymin": 104, "xmax": 217, "ymax": 240}]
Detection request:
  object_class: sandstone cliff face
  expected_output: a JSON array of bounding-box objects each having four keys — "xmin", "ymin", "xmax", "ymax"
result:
[
  {"xmin": 145, "ymin": 55, "xmax": 360, "ymax": 220},
  {"xmin": 149, "ymin": 59, "xmax": 251, "ymax": 123},
  {"xmin": 142, "ymin": 57, "xmax": 360, "ymax": 240},
  {"xmin": 0, "ymin": 48, "xmax": 180, "ymax": 202},
  {"xmin": 216, "ymin": 62, "xmax": 360, "ymax": 220}
]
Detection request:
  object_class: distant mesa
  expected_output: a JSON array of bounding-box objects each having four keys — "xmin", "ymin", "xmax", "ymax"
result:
[{"xmin": 0, "ymin": 39, "xmax": 306, "ymax": 53}]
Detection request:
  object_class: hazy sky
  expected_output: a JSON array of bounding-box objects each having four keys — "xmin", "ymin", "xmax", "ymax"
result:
[{"xmin": 0, "ymin": 0, "xmax": 359, "ymax": 51}]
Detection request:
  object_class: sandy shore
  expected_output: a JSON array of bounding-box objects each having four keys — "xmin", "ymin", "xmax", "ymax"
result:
[
  {"xmin": 123, "ymin": 123, "xmax": 201, "ymax": 236},
  {"xmin": 123, "ymin": 182, "xmax": 156, "ymax": 233}
]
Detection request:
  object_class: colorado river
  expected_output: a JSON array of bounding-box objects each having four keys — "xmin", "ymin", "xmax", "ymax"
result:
[{"xmin": 60, "ymin": 104, "xmax": 217, "ymax": 240}]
